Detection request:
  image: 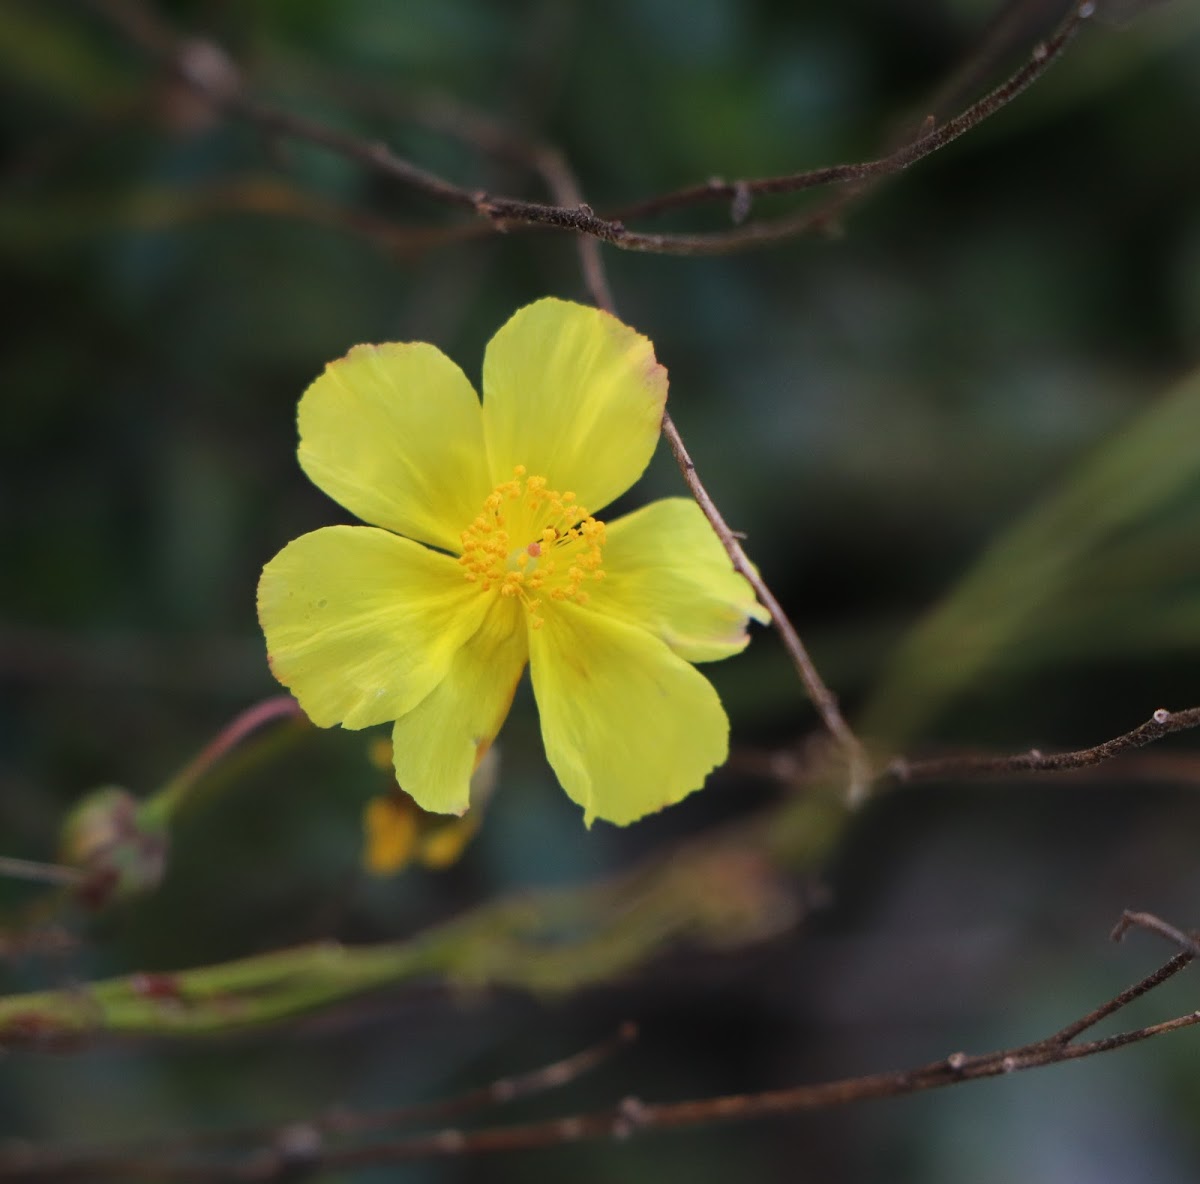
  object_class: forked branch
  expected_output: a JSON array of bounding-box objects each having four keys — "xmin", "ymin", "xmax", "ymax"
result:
[
  {"xmin": 4, "ymin": 910, "xmax": 1196, "ymax": 1181},
  {"xmin": 88, "ymin": 0, "xmax": 1096, "ymax": 255}
]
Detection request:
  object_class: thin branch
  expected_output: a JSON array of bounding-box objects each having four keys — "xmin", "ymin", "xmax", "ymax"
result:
[
  {"xmin": 887, "ymin": 705, "xmax": 1200, "ymax": 784},
  {"xmin": 659, "ymin": 416, "xmax": 869, "ymax": 797},
  {"xmin": 907, "ymin": 0, "xmax": 1074, "ymax": 137},
  {"xmin": 0, "ymin": 857, "xmax": 82, "ymax": 887},
  {"xmin": 87, "ymin": 0, "xmax": 1096, "ymax": 257},
  {"xmin": 141, "ymin": 695, "xmax": 304, "ymax": 826},
  {"xmin": 1112, "ymin": 909, "xmax": 1200, "ymax": 959},
  {"xmin": 16, "ymin": 1023, "xmax": 638, "ymax": 1175},
  {"xmin": 8, "ymin": 705, "xmax": 1197, "ymax": 1050},
  {"xmin": 608, "ymin": 0, "xmax": 1094, "ymax": 227},
  {"xmin": 330, "ymin": 1021, "xmax": 638, "ymax": 1135},
  {"xmin": 0, "ymin": 925, "xmax": 77, "ymax": 961},
  {"xmin": 7, "ymin": 913, "xmax": 1198, "ymax": 1181},
  {"xmin": 385, "ymin": 95, "xmax": 616, "ymax": 312}
]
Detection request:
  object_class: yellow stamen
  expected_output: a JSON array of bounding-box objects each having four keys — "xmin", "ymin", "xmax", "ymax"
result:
[{"xmin": 458, "ymin": 465, "xmax": 606, "ymax": 620}]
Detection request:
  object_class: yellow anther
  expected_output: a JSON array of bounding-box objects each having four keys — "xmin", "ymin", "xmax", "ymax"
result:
[{"xmin": 460, "ymin": 467, "xmax": 605, "ymax": 618}]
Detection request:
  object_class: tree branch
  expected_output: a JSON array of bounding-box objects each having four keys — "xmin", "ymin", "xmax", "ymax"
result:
[
  {"xmin": 887, "ymin": 705, "xmax": 1200, "ymax": 784},
  {"xmin": 86, "ymin": 0, "xmax": 1096, "ymax": 256},
  {"xmin": 5, "ymin": 910, "xmax": 1196, "ymax": 1181},
  {"xmin": 608, "ymin": 0, "xmax": 1094, "ymax": 226},
  {"xmin": 5, "ymin": 695, "xmax": 1196, "ymax": 1051},
  {"xmin": 658, "ymin": 417, "xmax": 869, "ymax": 795}
]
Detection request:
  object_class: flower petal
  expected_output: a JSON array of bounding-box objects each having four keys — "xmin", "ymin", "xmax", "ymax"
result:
[
  {"xmin": 481, "ymin": 298, "xmax": 667, "ymax": 513},
  {"xmin": 529, "ymin": 602, "xmax": 729, "ymax": 826},
  {"xmin": 298, "ymin": 342, "xmax": 491, "ymax": 551},
  {"xmin": 390, "ymin": 596, "xmax": 527, "ymax": 815},
  {"xmin": 595, "ymin": 497, "xmax": 769, "ymax": 663},
  {"xmin": 363, "ymin": 795, "xmax": 419, "ymax": 876},
  {"xmin": 258, "ymin": 525, "xmax": 488, "ymax": 729}
]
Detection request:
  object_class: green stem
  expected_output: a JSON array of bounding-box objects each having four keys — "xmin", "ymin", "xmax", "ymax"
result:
[
  {"xmin": 0, "ymin": 795, "xmax": 847, "ymax": 1044},
  {"xmin": 138, "ymin": 696, "xmax": 305, "ymax": 830}
]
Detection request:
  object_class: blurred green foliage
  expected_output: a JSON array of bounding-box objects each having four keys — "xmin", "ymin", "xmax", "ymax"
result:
[{"xmin": 3, "ymin": 0, "xmax": 1200, "ymax": 1180}]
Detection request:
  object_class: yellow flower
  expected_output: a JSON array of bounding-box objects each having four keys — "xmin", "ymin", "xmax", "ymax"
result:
[
  {"xmin": 257, "ymin": 298, "xmax": 767, "ymax": 826},
  {"xmin": 361, "ymin": 740, "xmax": 495, "ymax": 876}
]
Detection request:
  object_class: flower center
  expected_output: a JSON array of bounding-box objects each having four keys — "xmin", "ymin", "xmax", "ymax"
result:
[{"xmin": 458, "ymin": 466, "xmax": 605, "ymax": 628}]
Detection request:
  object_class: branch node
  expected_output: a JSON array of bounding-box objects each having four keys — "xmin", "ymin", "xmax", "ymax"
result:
[
  {"xmin": 731, "ymin": 183, "xmax": 752, "ymax": 225},
  {"xmin": 946, "ymin": 1051, "xmax": 968, "ymax": 1072},
  {"xmin": 491, "ymin": 1078, "xmax": 518, "ymax": 1102},
  {"xmin": 175, "ymin": 37, "xmax": 241, "ymax": 101},
  {"xmin": 435, "ymin": 1129, "xmax": 467, "ymax": 1152},
  {"xmin": 274, "ymin": 1121, "xmax": 322, "ymax": 1165},
  {"xmin": 613, "ymin": 1095, "xmax": 650, "ymax": 1139},
  {"xmin": 1153, "ymin": 708, "xmax": 1171, "ymax": 724},
  {"xmin": 1110, "ymin": 909, "xmax": 1200, "ymax": 957}
]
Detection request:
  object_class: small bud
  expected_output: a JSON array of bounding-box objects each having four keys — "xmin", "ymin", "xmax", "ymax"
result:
[{"xmin": 58, "ymin": 786, "xmax": 168, "ymax": 910}]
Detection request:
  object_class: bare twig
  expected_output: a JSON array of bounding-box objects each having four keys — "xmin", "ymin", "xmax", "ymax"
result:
[
  {"xmin": 9, "ymin": 705, "xmax": 1197, "ymax": 1053},
  {"xmin": 1112, "ymin": 909, "xmax": 1200, "ymax": 959},
  {"xmin": 6, "ymin": 913, "xmax": 1197, "ymax": 1181},
  {"xmin": 332, "ymin": 1020, "xmax": 637, "ymax": 1135},
  {"xmin": 608, "ymin": 0, "xmax": 1094, "ymax": 227},
  {"xmin": 391, "ymin": 96, "xmax": 616, "ymax": 312},
  {"xmin": 8, "ymin": 1023, "xmax": 639, "ymax": 1176},
  {"xmin": 0, "ymin": 857, "xmax": 82, "ymax": 887},
  {"xmin": 887, "ymin": 705, "xmax": 1200, "ymax": 784},
  {"xmin": 87, "ymin": 0, "xmax": 1095, "ymax": 256},
  {"xmin": 659, "ymin": 416, "xmax": 870, "ymax": 796}
]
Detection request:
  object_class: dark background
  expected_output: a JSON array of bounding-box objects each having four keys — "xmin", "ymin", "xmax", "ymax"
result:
[{"xmin": 4, "ymin": 0, "xmax": 1200, "ymax": 1180}]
